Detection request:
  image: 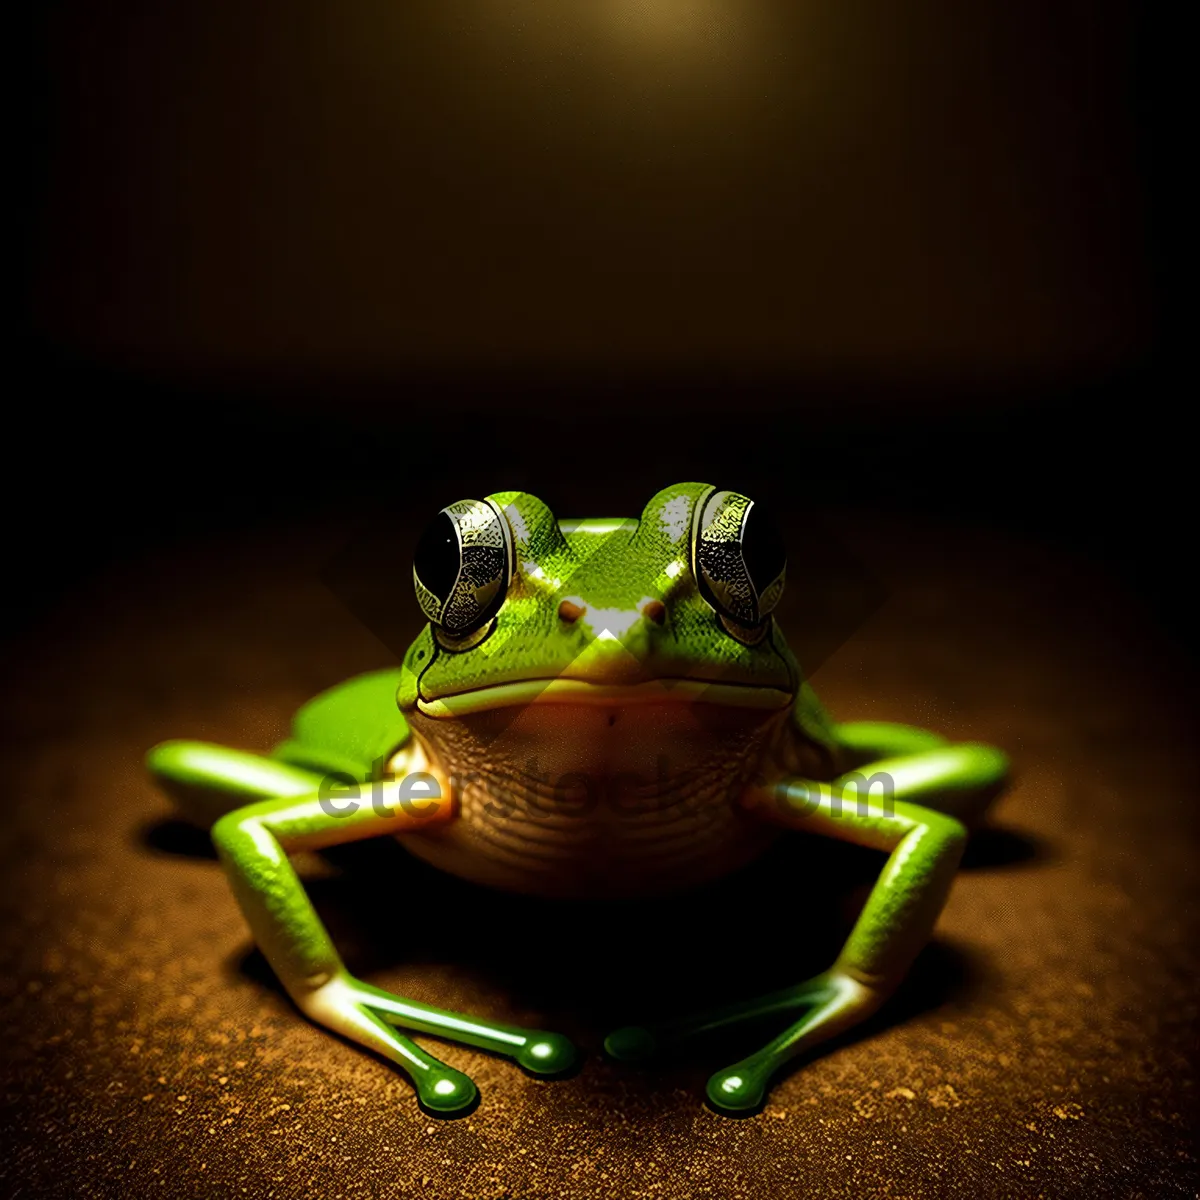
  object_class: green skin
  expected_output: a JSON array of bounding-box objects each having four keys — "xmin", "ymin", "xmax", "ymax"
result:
[{"xmin": 146, "ymin": 483, "xmax": 1008, "ymax": 1116}]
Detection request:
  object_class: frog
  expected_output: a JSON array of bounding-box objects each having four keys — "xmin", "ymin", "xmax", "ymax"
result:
[{"xmin": 146, "ymin": 483, "xmax": 1009, "ymax": 1117}]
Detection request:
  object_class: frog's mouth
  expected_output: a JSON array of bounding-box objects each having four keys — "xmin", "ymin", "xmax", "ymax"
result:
[{"xmin": 416, "ymin": 677, "xmax": 794, "ymax": 718}]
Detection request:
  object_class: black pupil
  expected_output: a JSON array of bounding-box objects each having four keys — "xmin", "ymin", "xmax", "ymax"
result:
[
  {"xmin": 741, "ymin": 503, "xmax": 786, "ymax": 593},
  {"xmin": 413, "ymin": 511, "xmax": 461, "ymax": 600}
]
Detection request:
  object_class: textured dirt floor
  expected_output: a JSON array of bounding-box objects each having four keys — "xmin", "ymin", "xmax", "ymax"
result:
[{"xmin": 1, "ymin": 510, "xmax": 1196, "ymax": 1198}]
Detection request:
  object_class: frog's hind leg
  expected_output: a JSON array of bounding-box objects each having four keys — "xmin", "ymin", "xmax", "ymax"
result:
[
  {"xmin": 146, "ymin": 740, "xmax": 325, "ymax": 828},
  {"xmin": 832, "ymin": 721, "xmax": 1007, "ymax": 825},
  {"xmin": 606, "ymin": 740, "xmax": 1010, "ymax": 1114}
]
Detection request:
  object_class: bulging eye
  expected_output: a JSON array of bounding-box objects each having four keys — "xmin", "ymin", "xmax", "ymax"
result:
[
  {"xmin": 413, "ymin": 499, "xmax": 513, "ymax": 638},
  {"xmin": 692, "ymin": 489, "xmax": 786, "ymax": 633}
]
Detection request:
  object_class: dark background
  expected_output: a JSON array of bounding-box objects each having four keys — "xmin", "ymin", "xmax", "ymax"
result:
[
  {"xmin": 12, "ymin": 0, "xmax": 1179, "ymax": 646},
  {"xmin": 7, "ymin": 3, "xmax": 1193, "ymax": 1198}
]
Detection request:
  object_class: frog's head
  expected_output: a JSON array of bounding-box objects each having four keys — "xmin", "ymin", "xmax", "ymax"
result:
[{"xmin": 399, "ymin": 483, "xmax": 799, "ymax": 718}]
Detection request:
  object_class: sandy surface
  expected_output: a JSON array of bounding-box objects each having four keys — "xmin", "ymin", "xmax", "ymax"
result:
[{"xmin": 1, "ymin": 512, "xmax": 1196, "ymax": 1198}]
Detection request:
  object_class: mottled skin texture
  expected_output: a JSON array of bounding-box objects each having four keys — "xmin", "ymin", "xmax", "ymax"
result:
[{"xmin": 146, "ymin": 483, "xmax": 1009, "ymax": 1115}]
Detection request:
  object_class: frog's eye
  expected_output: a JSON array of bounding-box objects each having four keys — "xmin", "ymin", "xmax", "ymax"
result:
[
  {"xmin": 691, "ymin": 489, "xmax": 786, "ymax": 638},
  {"xmin": 413, "ymin": 498, "xmax": 513, "ymax": 638}
]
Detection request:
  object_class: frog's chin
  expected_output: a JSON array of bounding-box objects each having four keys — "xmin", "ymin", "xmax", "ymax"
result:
[{"xmin": 415, "ymin": 677, "xmax": 793, "ymax": 718}]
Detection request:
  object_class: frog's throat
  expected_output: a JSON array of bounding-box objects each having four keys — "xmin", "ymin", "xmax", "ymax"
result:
[{"xmin": 415, "ymin": 678, "xmax": 793, "ymax": 718}]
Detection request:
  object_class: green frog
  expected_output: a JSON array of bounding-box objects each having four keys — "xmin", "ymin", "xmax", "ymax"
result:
[{"xmin": 146, "ymin": 483, "xmax": 1008, "ymax": 1116}]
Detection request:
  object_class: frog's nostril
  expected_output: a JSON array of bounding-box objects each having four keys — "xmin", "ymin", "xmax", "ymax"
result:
[
  {"xmin": 558, "ymin": 599, "xmax": 586, "ymax": 624},
  {"xmin": 641, "ymin": 599, "xmax": 667, "ymax": 626}
]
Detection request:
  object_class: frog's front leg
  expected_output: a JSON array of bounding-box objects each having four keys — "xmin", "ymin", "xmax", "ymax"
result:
[
  {"xmin": 147, "ymin": 742, "xmax": 575, "ymax": 1115},
  {"xmin": 606, "ymin": 739, "xmax": 1008, "ymax": 1114}
]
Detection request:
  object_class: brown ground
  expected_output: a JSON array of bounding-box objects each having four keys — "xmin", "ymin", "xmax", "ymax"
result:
[{"xmin": 1, "ymin": 511, "xmax": 1196, "ymax": 1199}]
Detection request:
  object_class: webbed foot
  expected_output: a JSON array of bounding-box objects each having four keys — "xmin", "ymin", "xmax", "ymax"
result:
[
  {"xmin": 606, "ymin": 970, "xmax": 882, "ymax": 1115},
  {"xmin": 305, "ymin": 974, "xmax": 577, "ymax": 1115}
]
